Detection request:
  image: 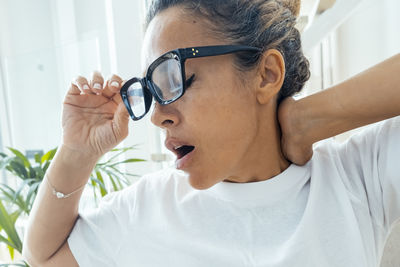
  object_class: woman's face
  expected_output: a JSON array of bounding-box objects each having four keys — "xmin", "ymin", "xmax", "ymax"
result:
[{"xmin": 142, "ymin": 7, "xmax": 262, "ymax": 189}]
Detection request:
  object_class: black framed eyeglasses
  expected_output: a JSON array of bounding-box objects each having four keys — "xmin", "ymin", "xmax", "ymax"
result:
[{"xmin": 120, "ymin": 45, "xmax": 262, "ymax": 121}]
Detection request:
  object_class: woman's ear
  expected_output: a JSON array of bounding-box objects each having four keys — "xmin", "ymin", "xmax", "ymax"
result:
[{"xmin": 256, "ymin": 49, "xmax": 285, "ymax": 104}]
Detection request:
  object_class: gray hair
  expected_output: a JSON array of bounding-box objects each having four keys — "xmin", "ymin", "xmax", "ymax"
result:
[{"xmin": 145, "ymin": 0, "xmax": 310, "ymax": 103}]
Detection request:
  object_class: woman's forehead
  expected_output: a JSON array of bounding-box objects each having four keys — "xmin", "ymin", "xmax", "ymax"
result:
[{"xmin": 141, "ymin": 7, "xmax": 215, "ymax": 73}]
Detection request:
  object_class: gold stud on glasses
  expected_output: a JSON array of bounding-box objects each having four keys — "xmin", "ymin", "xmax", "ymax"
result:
[{"xmin": 192, "ymin": 48, "xmax": 199, "ymax": 56}]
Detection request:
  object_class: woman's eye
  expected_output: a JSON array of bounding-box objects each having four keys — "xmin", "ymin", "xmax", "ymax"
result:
[{"xmin": 185, "ymin": 74, "xmax": 196, "ymax": 88}]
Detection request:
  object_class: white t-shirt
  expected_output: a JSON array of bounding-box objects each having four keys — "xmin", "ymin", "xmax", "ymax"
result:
[{"xmin": 68, "ymin": 116, "xmax": 400, "ymax": 267}]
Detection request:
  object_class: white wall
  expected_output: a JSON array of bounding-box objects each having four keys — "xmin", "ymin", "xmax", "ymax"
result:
[
  {"xmin": 0, "ymin": 0, "xmax": 162, "ymax": 180},
  {"xmin": 0, "ymin": 0, "xmax": 61, "ymax": 152},
  {"xmin": 333, "ymin": 0, "xmax": 400, "ymax": 83}
]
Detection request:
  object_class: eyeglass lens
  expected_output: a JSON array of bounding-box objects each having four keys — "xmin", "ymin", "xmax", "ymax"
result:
[
  {"xmin": 126, "ymin": 56, "xmax": 184, "ymax": 119},
  {"xmin": 127, "ymin": 82, "xmax": 146, "ymax": 118},
  {"xmin": 151, "ymin": 57, "xmax": 183, "ymax": 101}
]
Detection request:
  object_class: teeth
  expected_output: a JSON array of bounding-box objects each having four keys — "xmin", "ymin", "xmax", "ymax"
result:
[{"xmin": 174, "ymin": 145, "xmax": 183, "ymax": 150}]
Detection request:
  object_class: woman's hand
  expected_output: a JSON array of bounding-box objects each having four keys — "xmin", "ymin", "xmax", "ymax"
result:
[
  {"xmin": 61, "ymin": 71, "xmax": 130, "ymax": 159},
  {"xmin": 279, "ymin": 54, "xmax": 400, "ymax": 166},
  {"xmin": 278, "ymin": 97, "xmax": 313, "ymax": 165}
]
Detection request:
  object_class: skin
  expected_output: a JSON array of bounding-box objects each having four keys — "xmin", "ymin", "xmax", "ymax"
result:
[
  {"xmin": 22, "ymin": 5, "xmax": 400, "ymax": 267},
  {"xmin": 279, "ymin": 52, "xmax": 400, "ymax": 164},
  {"xmin": 143, "ymin": 7, "xmax": 289, "ymax": 189}
]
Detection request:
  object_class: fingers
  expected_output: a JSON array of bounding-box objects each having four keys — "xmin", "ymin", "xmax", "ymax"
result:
[
  {"xmin": 90, "ymin": 71, "xmax": 104, "ymax": 95},
  {"xmin": 74, "ymin": 72, "xmax": 105, "ymax": 95},
  {"xmin": 74, "ymin": 76, "xmax": 94, "ymax": 95},
  {"xmin": 67, "ymin": 83, "xmax": 81, "ymax": 95},
  {"xmin": 102, "ymin": 74, "xmax": 124, "ymax": 99},
  {"xmin": 71, "ymin": 72, "xmax": 124, "ymax": 98}
]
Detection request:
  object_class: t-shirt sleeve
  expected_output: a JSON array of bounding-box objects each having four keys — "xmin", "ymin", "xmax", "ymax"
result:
[
  {"xmin": 67, "ymin": 177, "xmax": 144, "ymax": 267},
  {"xmin": 334, "ymin": 116, "xmax": 400, "ymax": 233}
]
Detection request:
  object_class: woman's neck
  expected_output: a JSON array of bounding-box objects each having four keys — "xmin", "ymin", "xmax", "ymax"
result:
[{"xmin": 223, "ymin": 102, "xmax": 290, "ymax": 183}]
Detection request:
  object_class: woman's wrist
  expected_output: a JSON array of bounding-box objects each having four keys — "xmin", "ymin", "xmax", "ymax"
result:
[
  {"xmin": 294, "ymin": 92, "xmax": 349, "ymax": 145},
  {"xmin": 278, "ymin": 97, "xmax": 314, "ymax": 164},
  {"xmin": 282, "ymin": 98, "xmax": 316, "ymax": 147},
  {"xmin": 57, "ymin": 144, "xmax": 101, "ymax": 168},
  {"xmin": 43, "ymin": 145, "xmax": 99, "ymax": 193}
]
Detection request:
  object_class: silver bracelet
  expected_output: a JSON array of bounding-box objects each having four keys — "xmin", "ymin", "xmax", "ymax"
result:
[{"xmin": 45, "ymin": 174, "xmax": 86, "ymax": 199}]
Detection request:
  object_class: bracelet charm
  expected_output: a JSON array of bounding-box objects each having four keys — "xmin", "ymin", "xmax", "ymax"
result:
[{"xmin": 45, "ymin": 174, "xmax": 85, "ymax": 199}]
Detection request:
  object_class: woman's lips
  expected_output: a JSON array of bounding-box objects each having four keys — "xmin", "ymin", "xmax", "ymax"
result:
[
  {"xmin": 175, "ymin": 147, "xmax": 195, "ymax": 169},
  {"xmin": 175, "ymin": 145, "xmax": 195, "ymax": 159},
  {"xmin": 165, "ymin": 138, "xmax": 196, "ymax": 169}
]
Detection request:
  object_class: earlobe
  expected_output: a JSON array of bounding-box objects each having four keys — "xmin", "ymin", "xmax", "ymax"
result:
[{"xmin": 256, "ymin": 49, "xmax": 285, "ymax": 104}]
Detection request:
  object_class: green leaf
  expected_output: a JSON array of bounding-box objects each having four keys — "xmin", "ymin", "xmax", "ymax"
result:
[
  {"xmin": 106, "ymin": 166, "xmax": 131, "ymax": 185},
  {"xmin": 0, "ymin": 185, "xmax": 29, "ymax": 214},
  {"xmin": 28, "ymin": 166, "xmax": 36, "ymax": 179},
  {"xmin": 33, "ymin": 167, "xmax": 45, "ymax": 180},
  {"xmin": 8, "ymin": 160, "xmax": 28, "ymax": 179},
  {"xmin": 7, "ymin": 148, "xmax": 30, "ymax": 168},
  {"xmin": 110, "ymin": 171, "xmax": 124, "ymax": 189},
  {"xmin": 10, "ymin": 178, "xmax": 37, "ymax": 212},
  {"xmin": 0, "ymin": 261, "xmax": 29, "ymax": 267},
  {"xmin": 0, "ymin": 157, "xmax": 13, "ymax": 169},
  {"xmin": 0, "ymin": 184, "xmax": 16, "ymax": 202},
  {"xmin": 109, "ymin": 144, "xmax": 139, "ymax": 153},
  {"xmin": 107, "ymin": 173, "xmax": 119, "ymax": 191},
  {"xmin": 0, "ymin": 234, "xmax": 16, "ymax": 251},
  {"xmin": 90, "ymin": 177, "xmax": 107, "ymax": 193},
  {"xmin": 42, "ymin": 161, "xmax": 51, "ymax": 173},
  {"xmin": 109, "ymin": 158, "xmax": 146, "ymax": 167},
  {"xmin": 25, "ymin": 182, "xmax": 41, "ymax": 214},
  {"xmin": 9, "ymin": 210, "xmax": 21, "ymax": 223},
  {"xmin": 0, "ymin": 200, "xmax": 23, "ymax": 253},
  {"xmin": 101, "ymin": 145, "xmax": 140, "ymax": 165},
  {"xmin": 34, "ymin": 151, "xmax": 44, "ymax": 165},
  {"xmin": 90, "ymin": 178, "xmax": 99, "ymax": 204},
  {"xmin": 95, "ymin": 171, "xmax": 107, "ymax": 197},
  {"xmin": 40, "ymin": 148, "xmax": 57, "ymax": 164},
  {"xmin": 8, "ymin": 245, "xmax": 14, "ymax": 260}
]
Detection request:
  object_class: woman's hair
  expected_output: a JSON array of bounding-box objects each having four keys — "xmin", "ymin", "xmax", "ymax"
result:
[{"xmin": 145, "ymin": 0, "xmax": 310, "ymax": 103}]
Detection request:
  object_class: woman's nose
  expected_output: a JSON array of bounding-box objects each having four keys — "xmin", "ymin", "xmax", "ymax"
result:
[{"xmin": 150, "ymin": 102, "xmax": 180, "ymax": 129}]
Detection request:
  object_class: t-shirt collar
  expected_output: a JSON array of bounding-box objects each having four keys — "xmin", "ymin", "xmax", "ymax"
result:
[{"xmin": 204, "ymin": 162, "xmax": 311, "ymax": 206}]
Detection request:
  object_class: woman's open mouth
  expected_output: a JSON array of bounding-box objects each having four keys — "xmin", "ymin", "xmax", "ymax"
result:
[
  {"xmin": 174, "ymin": 145, "xmax": 195, "ymax": 159},
  {"xmin": 174, "ymin": 145, "xmax": 195, "ymax": 169},
  {"xmin": 165, "ymin": 139, "xmax": 196, "ymax": 169}
]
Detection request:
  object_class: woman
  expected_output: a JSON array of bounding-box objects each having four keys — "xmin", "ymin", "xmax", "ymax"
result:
[{"xmin": 23, "ymin": 0, "xmax": 400, "ymax": 266}]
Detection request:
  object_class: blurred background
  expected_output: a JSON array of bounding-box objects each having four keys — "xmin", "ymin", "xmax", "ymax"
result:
[{"xmin": 0, "ymin": 0, "xmax": 399, "ymax": 265}]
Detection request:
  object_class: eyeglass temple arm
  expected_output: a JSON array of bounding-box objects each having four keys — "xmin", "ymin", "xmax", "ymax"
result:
[{"xmin": 181, "ymin": 45, "xmax": 262, "ymax": 59}]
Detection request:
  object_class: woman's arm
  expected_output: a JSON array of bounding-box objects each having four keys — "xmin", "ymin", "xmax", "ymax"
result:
[
  {"xmin": 23, "ymin": 72, "xmax": 128, "ymax": 266},
  {"xmin": 22, "ymin": 146, "xmax": 97, "ymax": 266},
  {"xmin": 279, "ymin": 53, "xmax": 400, "ymax": 165}
]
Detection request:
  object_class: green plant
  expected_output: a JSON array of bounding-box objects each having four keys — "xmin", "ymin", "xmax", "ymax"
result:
[{"xmin": 0, "ymin": 146, "xmax": 145, "ymax": 266}]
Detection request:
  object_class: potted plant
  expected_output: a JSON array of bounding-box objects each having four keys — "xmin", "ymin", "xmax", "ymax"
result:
[{"xmin": 0, "ymin": 146, "xmax": 145, "ymax": 266}]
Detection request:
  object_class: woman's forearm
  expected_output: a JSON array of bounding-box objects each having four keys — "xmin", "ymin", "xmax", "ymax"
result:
[
  {"xmin": 23, "ymin": 146, "xmax": 98, "ymax": 265},
  {"xmin": 297, "ymin": 53, "xmax": 400, "ymax": 145}
]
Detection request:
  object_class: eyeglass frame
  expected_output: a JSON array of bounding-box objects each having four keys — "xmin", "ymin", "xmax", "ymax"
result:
[{"xmin": 120, "ymin": 45, "xmax": 263, "ymax": 121}]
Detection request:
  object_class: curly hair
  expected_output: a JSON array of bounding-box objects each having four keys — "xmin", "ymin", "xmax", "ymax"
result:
[{"xmin": 145, "ymin": 0, "xmax": 310, "ymax": 104}]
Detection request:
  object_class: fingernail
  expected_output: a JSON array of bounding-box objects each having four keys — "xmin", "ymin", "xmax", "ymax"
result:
[
  {"xmin": 93, "ymin": 83, "xmax": 102, "ymax": 89},
  {"xmin": 83, "ymin": 84, "xmax": 90, "ymax": 90},
  {"xmin": 111, "ymin": 81, "xmax": 119, "ymax": 88}
]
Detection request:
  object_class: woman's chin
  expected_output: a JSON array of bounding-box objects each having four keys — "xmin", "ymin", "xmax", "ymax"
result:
[{"xmin": 186, "ymin": 172, "xmax": 219, "ymax": 190}]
